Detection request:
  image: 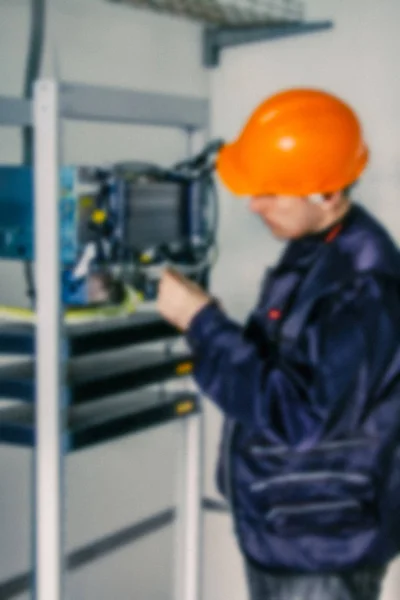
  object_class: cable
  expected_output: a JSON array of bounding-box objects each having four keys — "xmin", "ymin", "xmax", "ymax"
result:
[
  {"xmin": 134, "ymin": 245, "xmax": 218, "ymax": 279},
  {"xmin": 23, "ymin": 0, "xmax": 46, "ymax": 164},
  {"xmin": 171, "ymin": 138, "xmax": 224, "ymax": 173},
  {"xmin": 205, "ymin": 173, "xmax": 219, "ymax": 247},
  {"xmin": 22, "ymin": 0, "xmax": 46, "ymax": 306}
]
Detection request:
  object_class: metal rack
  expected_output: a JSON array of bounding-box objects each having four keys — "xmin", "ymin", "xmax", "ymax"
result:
[
  {"xmin": 105, "ymin": 0, "xmax": 334, "ymax": 67},
  {"xmin": 108, "ymin": 0, "xmax": 305, "ymax": 25},
  {"xmin": 0, "ymin": 79, "xmax": 209, "ymax": 600}
]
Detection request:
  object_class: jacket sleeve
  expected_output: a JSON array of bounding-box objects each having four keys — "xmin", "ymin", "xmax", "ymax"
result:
[{"xmin": 185, "ymin": 281, "xmax": 397, "ymax": 446}]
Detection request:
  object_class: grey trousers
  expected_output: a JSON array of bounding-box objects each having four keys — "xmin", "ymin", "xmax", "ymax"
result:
[{"xmin": 245, "ymin": 560, "xmax": 386, "ymax": 600}]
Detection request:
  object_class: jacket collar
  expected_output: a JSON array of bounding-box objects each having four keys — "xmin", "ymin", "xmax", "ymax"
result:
[
  {"xmin": 280, "ymin": 203, "xmax": 400, "ymax": 282},
  {"xmin": 276, "ymin": 205, "xmax": 399, "ymax": 349},
  {"xmin": 339, "ymin": 204, "xmax": 400, "ymax": 279}
]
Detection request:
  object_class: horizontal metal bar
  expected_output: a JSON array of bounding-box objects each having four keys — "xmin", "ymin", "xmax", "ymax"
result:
[
  {"xmin": 0, "ymin": 83, "xmax": 209, "ymax": 130},
  {"xmin": 215, "ymin": 20, "xmax": 334, "ymax": 47},
  {"xmin": 69, "ymin": 509, "xmax": 175, "ymax": 567},
  {"xmin": 0, "ymin": 328, "xmax": 35, "ymax": 355},
  {"xmin": 0, "ymin": 96, "xmax": 32, "ymax": 127},
  {"xmin": 204, "ymin": 20, "xmax": 334, "ymax": 66},
  {"xmin": 107, "ymin": 0, "xmax": 304, "ymax": 25},
  {"xmin": 0, "ymin": 350, "xmax": 194, "ymax": 403},
  {"xmin": 0, "ymin": 391, "xmax": 200, "ymax": 450},
  {"xmin": 0, "ymin": 497, "xmax": 229, "ymax": 599},
  {"xmin": 68, "ymin": 314, "xmax": 180, "ymax": 357},
  {"xmin": 202, "ymin": 497, "xmax": 229, "ymax": 513},
  {"xmin": 69, "ymin": 397, "xmax": 200, "ymax": 452},
  {"xmin": 0, "ymin": 313, "xmax": 180, "ymax": 357},
  {"xmin": 59, "ymin": 82, "xmax": 209, "ymax": 130},
  {"xmin": 0, "ymin": 509, "xmax": 175, "ymax": 600}
]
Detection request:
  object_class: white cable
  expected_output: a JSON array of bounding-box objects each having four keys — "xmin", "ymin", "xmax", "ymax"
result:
[{"xmin": 72, "ymin": 242, "xmax": 97, "ymax": 279}]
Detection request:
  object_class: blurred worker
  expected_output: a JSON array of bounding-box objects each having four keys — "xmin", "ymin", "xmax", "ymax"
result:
[{"xmin": 157, "ymin": 89, "xmax": 400, "ymax": 600}]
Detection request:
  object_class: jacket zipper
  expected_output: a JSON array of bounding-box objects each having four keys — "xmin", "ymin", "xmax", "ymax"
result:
[
  {"xmin": 265, "ymin": 499, "xmax": 360, "ymax": 522},
  {"xmin": 250, "ymin": 437, "xmax": 374, "ymax": 458},
  {"xmin": 223, "ymin": 418, "xmax": 236, "ymax": 512},
  {"xmin": 251, "ymin": 470, "xmax": 369, "ymax": 493}
]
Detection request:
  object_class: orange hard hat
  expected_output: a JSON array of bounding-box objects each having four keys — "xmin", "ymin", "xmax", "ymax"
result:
[{"xmin": 216, "ymin": 88, "xmax": 369, "ymax": 197}]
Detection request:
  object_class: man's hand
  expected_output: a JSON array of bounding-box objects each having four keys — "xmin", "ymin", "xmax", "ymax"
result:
[{"xmin": 157, "ymin": 268, "xmax": 212, "ymax": 331}]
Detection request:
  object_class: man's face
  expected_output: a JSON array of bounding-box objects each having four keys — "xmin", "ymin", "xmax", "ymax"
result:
[{"xmin": 249, "ymin": 194, "xmax": 328, "ymax": 240}]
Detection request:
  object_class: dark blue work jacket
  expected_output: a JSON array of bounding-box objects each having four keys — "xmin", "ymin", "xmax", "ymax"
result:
[{"xmin": 187, "ymin": 204, "xmax": 400, "ymax": 572}]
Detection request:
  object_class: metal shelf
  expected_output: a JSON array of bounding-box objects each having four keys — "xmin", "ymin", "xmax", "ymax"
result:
[
  {"xmin": 107, "ymin": 0, "xmax": 305, "ymax": 26},
  {"xmin": 0, "ymin": 96, "xmax": 31, "ymax": 127},
  {"xmin": 0, "ymin": 81, "xmax": 209, "ymax": 130},
  {"xmin": 104, "ymin": 0, "xmax": 333, "ymax": 68},
  {"xmin": 0, "ymin": 390, "xmax": 199, "ymax": 451},
  {"xmin": 60, "ymin": 82, "xmax": 209, "ymax": 129},
  {"xmin": 0, "ymin": 347, "xmax": 193, "ymax": 404},
  {"xmin": 0, "ymin": 79, "xmax": 205, "ymax": 600},
  {"xmin": 0, "ymin": 312, "xmax": 181, "ymax": 356},
  {"xmin": 204, "ymin": 19, "xmax": 334, "ymax": 66}
]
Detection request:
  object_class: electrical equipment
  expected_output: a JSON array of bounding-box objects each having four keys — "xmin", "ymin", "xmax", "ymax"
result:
[
  {"xmin": 0, "ymin": 166, "xmax": 108, "ymax": 263},
  {"xmin": 0, "ymin": 142, "xmax": 221, "ymax": 311}
]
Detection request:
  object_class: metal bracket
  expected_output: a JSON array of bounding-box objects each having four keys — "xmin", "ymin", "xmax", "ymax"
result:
[
  {"xmin": 0, "ymin": 84, "xmax": 209, "ymax": 131},
  {"xmin": 203, "ymin": 20, "xmax": 334, "ymax": 67}
]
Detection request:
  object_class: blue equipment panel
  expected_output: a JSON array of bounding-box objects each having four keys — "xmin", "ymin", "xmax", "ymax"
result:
[
  {"xmin": 0, "ymin": 167, "xmax": 34, "ymax": 260},
  {"xmin": 0, "ymin": 164, "xmax": 213, "ymax": 304},
  {"xmin": 0, "ymin": 166, "xmax": 97, "ymax": 264}
]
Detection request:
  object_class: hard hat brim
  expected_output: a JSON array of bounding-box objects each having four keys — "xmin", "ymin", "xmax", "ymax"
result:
[
  {"xmin": 216, "ymin": 137, "xmax": 369, "ymax": 198},
  {"xmin": 216, "ymin": 143, "xmax": 257, "ymax": 196}
]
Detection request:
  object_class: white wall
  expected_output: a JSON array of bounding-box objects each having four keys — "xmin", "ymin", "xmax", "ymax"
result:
[
  {"xmin": 207, "ymin": 0, "xmax": 400, "ymax": 598},
  {"xmin": 0, "ymin": 2, "xmax": 211, "ymax": 599}
]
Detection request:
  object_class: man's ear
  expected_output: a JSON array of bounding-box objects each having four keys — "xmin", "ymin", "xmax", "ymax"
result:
[{"xmin": 321, "ymin": 190, "xmax": 342, "ymax": 211}]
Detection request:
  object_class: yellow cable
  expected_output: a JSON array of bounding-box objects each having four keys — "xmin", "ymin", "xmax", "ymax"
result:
[{"xmin": 0, "ymin": 285, "xmax": 141, "ymax": 325}]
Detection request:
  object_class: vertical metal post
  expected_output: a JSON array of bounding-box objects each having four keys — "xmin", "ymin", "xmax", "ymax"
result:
[
  {"xmin": 174, "ymin": 126, "xmax": 204, "ymax": 600},
  {"xmin": 175, "ymin": 411, "xmax": 204, "ymax": 600},
  {"xmin": 33, "ymin": 79, "xmax": 64, "ymax": 600}
]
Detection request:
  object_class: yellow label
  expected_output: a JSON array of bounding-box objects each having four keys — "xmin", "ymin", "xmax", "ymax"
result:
[
  {"xmin": 175, "ymin": 400, "xmax": 195, "ymax": 415},
  {"xmin": 80, "ymin": 196, "xmax": 95, "ymax": 209},
  {"xmin": 176, "ymin": 362, "xmax": 193, "ymax": 375},
  {"xmin": 140, "ymin": 253, "xmax": 152, "ymax": 264},
  {"xmin": 92, "ymin": 209, "xmax": 107, "ymax": 224}
]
